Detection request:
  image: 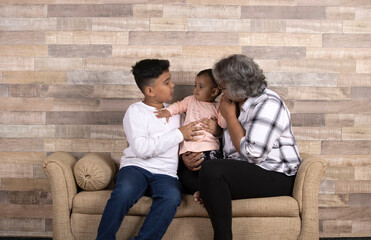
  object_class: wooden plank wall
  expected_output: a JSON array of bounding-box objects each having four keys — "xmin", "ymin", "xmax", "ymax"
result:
[{"xmin": 0, "ymin": 0, "xmax": 370, "ymax": 238}]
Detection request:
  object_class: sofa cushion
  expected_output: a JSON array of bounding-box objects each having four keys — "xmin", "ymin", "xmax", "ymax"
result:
[
  {"xmin": 73, "ymin": 153, "xmax": 116, "ymax": 191},
  {"xmin": 73, "ymin": 190, "xmax": 299, "ymax": 218}
]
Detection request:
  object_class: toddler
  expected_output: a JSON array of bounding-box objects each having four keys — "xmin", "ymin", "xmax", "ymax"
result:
[
  {"xmin": 96, "ymin": 59, "xmax": 201, "ymax": 240},
  {"xmin": 156, "ymin": 69, "xmax": 227, "ymax": 194}
]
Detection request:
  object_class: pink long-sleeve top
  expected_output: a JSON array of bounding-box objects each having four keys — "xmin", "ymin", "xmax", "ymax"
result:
[{"xmin": 166, "ymin": 95, "xmax": 227, "ymax": 155}]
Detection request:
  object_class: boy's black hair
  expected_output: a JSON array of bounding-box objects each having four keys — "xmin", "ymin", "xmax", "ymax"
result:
[{"xmin": 131, "ymin": 59, "xmax": 170, "ymax": 93}]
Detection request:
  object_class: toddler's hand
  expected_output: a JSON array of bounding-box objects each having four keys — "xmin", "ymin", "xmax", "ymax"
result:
[
  {"xmin": 179, "ymin": 121, "xmax": 203, "ymax": 141},
  {"xmin": 155, "ymin": 109, "xmax": 171, "ymax": 123}
]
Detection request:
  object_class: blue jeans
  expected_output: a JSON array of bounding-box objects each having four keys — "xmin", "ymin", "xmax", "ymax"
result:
[{"xmin": 96, "ymin": 166, "xmax": 182, "ymax": 240}]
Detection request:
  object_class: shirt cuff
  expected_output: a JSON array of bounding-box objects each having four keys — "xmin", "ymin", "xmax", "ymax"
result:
[
  {"xmin": 239, "ymin": 136, "xmax": 248, "ymax": 160},
  {"xmin": 166, "ymin": 105, "xmax": 176, "ymax": 116},
  {"xmin": 171, "ymin": 128, "xmax": 184, "ymax": 144}
]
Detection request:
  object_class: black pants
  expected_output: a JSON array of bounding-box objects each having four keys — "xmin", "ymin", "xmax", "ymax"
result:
[
  {"xmin": 199, "ymin": 159, "xmax": 296, "ymax": 240},
  {"xmin": 178, "ymin": 150, "xmax": 223, "ymax": 194}
]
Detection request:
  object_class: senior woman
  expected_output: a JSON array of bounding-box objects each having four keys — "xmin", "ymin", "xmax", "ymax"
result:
[{"xmin": 181, "ymin": 54, "xmax": 301, "ymax": 240}]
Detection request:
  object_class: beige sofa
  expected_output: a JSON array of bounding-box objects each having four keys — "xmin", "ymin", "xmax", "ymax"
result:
[{"xmin": 43, "ymin": 151, "xmax": 326, "ymax": 240}]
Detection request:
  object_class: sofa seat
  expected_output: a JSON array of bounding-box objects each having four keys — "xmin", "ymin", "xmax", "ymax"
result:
[
  {"xmin": 71, "ymin": 191, "xmax": 301, "ymax": 240},
  {"xmin": 44, "ymin": 152, "xmax": 326, "ymax": 240},
  {"xmin": 73, "ymin": 190, "xmax": 300, "ymax": 218}
]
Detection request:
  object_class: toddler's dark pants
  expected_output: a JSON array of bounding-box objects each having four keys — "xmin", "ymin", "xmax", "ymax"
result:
[{"xmin": 178, "ymin": 150, "xmax": 223, "ymax": 194}]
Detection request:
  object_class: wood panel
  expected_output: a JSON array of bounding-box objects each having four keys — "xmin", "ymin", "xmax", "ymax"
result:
[
  {"xmin": 0, "ymin": 4, "xmax": 47, "ymax": 18},
  {"xmin": 0, "ymin": 85, "xmax": 7, "ymax": 97},
  {"xmin": 326, "ymin": 7, "xmax": 355, "ymax": 20},
  {"xmin": 34, "ymin": 58, "xmax": 82, "ymax": 71},
  {"xmin": 2, "ymin": 71, "xmax": 66, "ymax": 84},
  {"xmin": 325, "ymin": 114, "xmax": 354, "ymax": 127},
  {"xmin": 130, "ymin": 32, "xmax": 239, "ymax": 46},
  {"xmin": 46, "ymin": 111, "xmax": 124, "ymax": 125},
  {"xmin": 92, "ymin": 18, "xmax": 149, "ymax": 31},
  {"xmin": 8, "ymin": 84, "xmax": 37, "ymax": 96},
  {"xmin": 0, "ymin": 152, "xmax": 46, "ymax": 164},
  {"xmin": 68, "ymin": 70, "xmax": 134, "ymax": 84},
  {"xmin": 0, "ymin": 57, "xmax": 33, "ymax": 71},
  {"xmin": 0, "ymin": 112, "xmax": 46, "ymax": 125},
  {"xmin": 163, "ymin": 5, "xmax": 241, "ymax": 18},
  {"xmin": 265, "ymin": 72, "xmax": 337, "ymax": 87},
  {"xmin": 133, "ymin": 4, "xmax": 163, "ymax": 18},
  {"xmin": 44, "ymin": 139, "xmax": 126, "ymax": 152},
  {"xmin": 57, "ymin": 18, "xmax": 91, "ymax": 31},
  {"xmin": 0, "ymin": 45, "xmax": 48, "ymax": 57},
  {"xmin": 187, "ymin": 19, "xmax": 250, "ymax": 32},
  {"xmin": 47, "ymin": 4, "xmax": 133, "ymax": 17},
  {"xmin": 319, "ymin": 194, "xmax": 349, "ymax": 207},
  {"xmin": 0, "ymin": 31, "xmax": 45, "ymax": 44},
  {"xmin": 0, "ymin": 218, "xmax": 46, "ymax": 232},
  {"xmin": 48, "ymin": 45, "xmax": 112, "ymax": 58},
  {"xmin": 46, "ymin": 31, "xmax": 129, "ymax": 45},
  {"xmin": 306, "ymin": 47, "xmax": 371, "ymax": 60},
  {"xmin": 243, "ymin": 46, "xmax": 305, "ymax": 59},
  {"xmin": 0, "ymin": 125, "xmax": 55, "ymax": 138},
  {"xmin": 0, "ymin": 98, "xmax": 53, "ymax": 111},
  {"xmin": 0, "ymin": 18, "xmax": 57, "ymax": 31},
  {"xmin": 112, "ymin": 45, "xmax": 182, "ymax": 58},
  {"xmin": 240, "ymin": 33, "xmax": 322, "ymax": 47},
  {"xmin": 241, "ymin": 6, "xmax": 326, "ymax": 19},
  {"xmin": 40, "ymin": 85, "xmax": 94, "ymax": 98},
  {"xmin": 323, "ymin": 33, "xmax": 371, "ymax": 48}
]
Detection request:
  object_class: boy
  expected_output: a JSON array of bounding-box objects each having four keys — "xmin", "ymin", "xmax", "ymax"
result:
[{"xmin": 96, "ymin": 59, "xmax": 202, "ymax": 240}]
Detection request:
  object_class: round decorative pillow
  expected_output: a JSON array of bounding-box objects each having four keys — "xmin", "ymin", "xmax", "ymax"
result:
[{"xmin": 74, "ymin": 153, "xmax": 116, "ymax": 191}]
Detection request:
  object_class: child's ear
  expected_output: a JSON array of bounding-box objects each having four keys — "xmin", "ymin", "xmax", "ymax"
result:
[
  {"xmin": 144, "ymin": 86, "xmax": 156, "ymax": 97},
  {"xmin": 211, "ymin": 87, "xmax": 220, "ymax": 97}
]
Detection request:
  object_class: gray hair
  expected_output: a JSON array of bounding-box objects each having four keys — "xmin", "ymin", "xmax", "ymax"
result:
[{"xmin": 212, "ymin": 54, "xmax": 267, "ymax": 99}]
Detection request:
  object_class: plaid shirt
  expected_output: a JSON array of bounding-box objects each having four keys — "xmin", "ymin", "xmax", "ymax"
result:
[{"xmin": 222, "ymin": 88, "xmax": 301, "ymax": 176}]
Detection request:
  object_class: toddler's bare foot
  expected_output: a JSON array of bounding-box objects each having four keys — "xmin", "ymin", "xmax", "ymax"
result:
[{"xmin": 193, "ymin": 191, "xmax": 203, "ymax": 206}]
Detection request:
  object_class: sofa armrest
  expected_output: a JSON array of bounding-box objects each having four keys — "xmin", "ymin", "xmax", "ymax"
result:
[
  {"xmin": 43, "ymin": 152, "xmax": 78, "ymax": 240},
  {"xmin": 292, "ymin": 153, "xmax": 327, "ymax": 240}
]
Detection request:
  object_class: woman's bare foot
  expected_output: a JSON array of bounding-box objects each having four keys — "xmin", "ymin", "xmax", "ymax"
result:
[{"xmin": 193, "ymin": 191, "xmax": 203, "ymax": 206}]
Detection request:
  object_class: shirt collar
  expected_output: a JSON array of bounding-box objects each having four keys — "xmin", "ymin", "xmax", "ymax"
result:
[{"xmin": 240, "ymin": 88, "xmax": 268, "ymax": 112}]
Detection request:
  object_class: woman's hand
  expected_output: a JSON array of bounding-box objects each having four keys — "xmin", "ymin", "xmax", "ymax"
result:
[
  {"xmin": 219, "ymin": 95, "xmax": 237, "ymax": 121},
  {"xmin": 200, "ymin": 117, "xmax": 222, "ymax": 137},
  {"xmin": 219, "ymin": 95, "xmax": 246, "ymax": 154},
  {"xmin": 181, "ymin": 152, "xmax": 204, "ymax": 171}
]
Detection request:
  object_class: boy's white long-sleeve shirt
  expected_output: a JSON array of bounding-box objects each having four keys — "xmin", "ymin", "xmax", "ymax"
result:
[{"xmin": 120, "ymin": 101, "xmax": 184, "ymax": 178}]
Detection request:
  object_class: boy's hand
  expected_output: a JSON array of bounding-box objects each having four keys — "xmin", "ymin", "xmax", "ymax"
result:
[
  {"xmin": 155, "ymin": 109, "xmax": 171, "ymax": 123},
  {"xmin": 179, "ymin": 121, "xmax": 203, "ymax": 141},
  {"xmin": 200, "ymin": 117, "xmax": 222, "ymax": 136}
]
